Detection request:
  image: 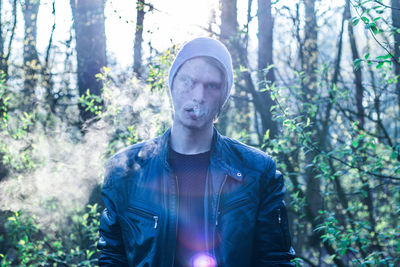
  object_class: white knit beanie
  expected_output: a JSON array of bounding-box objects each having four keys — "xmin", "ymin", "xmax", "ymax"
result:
[{"xmin": 168, "ymin": 37, "xmax": 234, "ymax": 104}]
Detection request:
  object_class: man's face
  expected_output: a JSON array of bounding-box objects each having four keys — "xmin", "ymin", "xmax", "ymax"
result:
[{"xmin": 171, "ymin": 57, "xmax": 225, "ymax": 131}]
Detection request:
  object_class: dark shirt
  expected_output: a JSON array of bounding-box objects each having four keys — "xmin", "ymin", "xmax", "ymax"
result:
[{"xmin": 169, "ymin": 148, "xmax": 210, "ymax": 267}]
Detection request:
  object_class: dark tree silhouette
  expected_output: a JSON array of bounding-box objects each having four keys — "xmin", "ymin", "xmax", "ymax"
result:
[
  {"xmin": 70, "ymin": 0, "xmax": 107, "ymax": 124},
  {"xmin": 22, "ymin": 0, "xmax": 41, "ymax": 113}
]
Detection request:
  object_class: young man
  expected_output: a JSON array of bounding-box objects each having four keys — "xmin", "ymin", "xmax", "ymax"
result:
[{"xmin": 98, "ymin": 37, "xmax": 295, "ymax": 267}]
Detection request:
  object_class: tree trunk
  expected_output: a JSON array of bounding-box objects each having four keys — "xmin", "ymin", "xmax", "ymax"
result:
[
  {"xmin": 0, "ymin": 0, "xmax": 3, "ymax": 73},
  {"xmin": 44, "ymin": 0, "xmax": 56, "ymax": 115},
  {"xmin": 133, "ymin": 0, "xmax": 145, "ymax": 78},
  {"xmin": 220, "ymin": 0, "xmax": 238, "ymax": 43},
  {"xmin": 320, "ymin": 2, "xmax": 346, "ymax": 149},
  {"xmin": 0, "ymin": 0, "xmax": 15, "ymax": 78},
  {"xmin": 257, "ymin": 0, "xmax": 278, "ymax": 140},
  {"xmin": 70, "ymin": 0, "xmax": 106, "ymax": 124},
  {"xmin": 0, "ymin": 0, "xmax": 17, "ymax": 182},
  {"xmin": 5, "ymin": 0, "xmax": 17, "ymax": 81},
  {"xmin": 392, "ymin": 0, "xmax": 400, "ymax": 110},
  {"xmin": 346, "ymin": 0, "xmax": 364, "ymax": 129},
  {"xmin": 219, "ymin": 0, "xmax": 238, "ymax": 137},
  {"xmin": 301, "ymin": 1, "xmax": 340, "ymax": 264},
  {"xmin": 22, "ymin": 0, "xmax": 40, "ymax": 113},
  {"xmin": 302, "ymin": 0, "xmax": 321, "ymax": 221},
  {"xmin": 346, "ymin": 1, "xmax": 383, "ymax": 253},
  {"xmin": 220, "ymin": 0, "xmax": 277, "ymax": 143}
]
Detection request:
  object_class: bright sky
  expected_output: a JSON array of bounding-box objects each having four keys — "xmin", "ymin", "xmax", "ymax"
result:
[
  {"xmin": 108, "ymin": 0, "xmax": 221, "ymax": 66},
  {"xmin": 5, "ymin": 0, "xmax": 346, "ymax": 71},
  {"xmin": 33, "ymin": 0, "xmax": 222, "ymax": 68}
]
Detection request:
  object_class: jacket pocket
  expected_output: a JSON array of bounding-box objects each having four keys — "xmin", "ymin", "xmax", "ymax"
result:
[
  {"xmin": 220, "ymin": 195, "xmax": 251, "ymax": 215},
  {"xmin": 120, "ymin": 203, "xmax": 161, "ymax": 246},
  {"xmin": 127, "ymin": 206, "xmax": 159, "ymax": 229},
  {"xmin": 217, "ymin": 194, "xmax": 252, "ymax": 226},
  {"xmin": 120, "ymin": 204, "xmax": 161, "ymax": 264}
]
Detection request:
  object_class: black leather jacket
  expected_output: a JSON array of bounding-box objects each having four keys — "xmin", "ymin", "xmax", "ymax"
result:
[{"xmin": 98, "ymin": 129, "xmax": 295, "ymax": 266}]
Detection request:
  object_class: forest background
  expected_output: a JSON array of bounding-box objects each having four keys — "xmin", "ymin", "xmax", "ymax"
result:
[{"xmin": 0, "ymin": 0, "xmax": 399, "ymax": 266}]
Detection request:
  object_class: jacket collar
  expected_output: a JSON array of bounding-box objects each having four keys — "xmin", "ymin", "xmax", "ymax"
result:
[{"xmin": 157, "ymin": 127, "xmax": 243, "ymax": 182}]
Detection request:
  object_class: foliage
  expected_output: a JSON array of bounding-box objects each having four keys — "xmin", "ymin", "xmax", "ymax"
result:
[
  {"xmin": 1, "ymin": 0, "xmax": 400, "ymax": 266},
  {"xmin": 0, "ymin": 204, "xmax": 100, "ymax": 266},
  {"xmin": 78, "ymin": 89, "xmax": 103, "ymax": 118},
  {"xmin": 263, "ymin": 50, "xmax": 400, "ymax": 266},
  {"xmin": 0, "ymin": 58, "xmax": 171, "ymax": 265},
  {"xmin": 147, "ymin": 45, "xmax": 178, "ymax": 91}
]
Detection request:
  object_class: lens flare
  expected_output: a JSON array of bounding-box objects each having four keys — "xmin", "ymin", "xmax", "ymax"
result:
[{"xmin": 191, "ymin": 253, "xmax": 216, "ymax": 267}]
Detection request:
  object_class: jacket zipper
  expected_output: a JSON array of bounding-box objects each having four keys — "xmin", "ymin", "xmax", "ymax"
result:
[
  {"xmin": 212, "ymin": 174, "xmax": 228, "ymax": 261},
  {"xmin": 277, "ymin": 208, "xmax": 281, "ymax": 224},
  {"xmin": 172, "ymin": 175, "xmax": 179, "ymax": 266},
  {"xmin": 127, "ymin": 206, "xmax": 159, "ymax": 229},
  {"xmin": 277, "ymin": 207, "xmax": 289, "ymax": 249},
  {"xmin": 215, "ymin": 175, "xmax": 228, "ymax": 227},
  {"xmin": 154, "ymin": 216, "xmax": 159, "ymax": 229}
]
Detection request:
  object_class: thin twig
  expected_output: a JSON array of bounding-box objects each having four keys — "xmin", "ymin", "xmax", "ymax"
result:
[
  {"xmin": 351, "ymin": 0, "xmax": 400, "ymax": 66},
  {"xmin": 372, "ymin": 0, "xmax": 400, "ymax": 11}
]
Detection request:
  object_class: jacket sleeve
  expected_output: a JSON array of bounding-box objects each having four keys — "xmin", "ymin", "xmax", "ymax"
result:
[
  {"xmin": 97, "ymin": 159, "xmax": 128, "ymax": 266},
  {"xmin": 251, "ymin": 159, "xmax": 296, "ymax": 267}
]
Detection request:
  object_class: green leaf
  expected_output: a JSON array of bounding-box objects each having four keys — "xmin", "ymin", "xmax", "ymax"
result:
[
  {"xmin": 364, "ymin": 53, "xmax": 370, "ymax": 60},
  {"xmin": 283, "ymin": 119, "xmax": 292, "ymax": 128},
  {"xmin": 354, "ymin": 58, "xmax": 362, "ymax": 70},
  {"xmin": 361, "ymin": 16, "xmax": 370, "ymax": 24},
  {"xmin": 365, "ymin": 23, "xmax": 378, "ymax": 34},
  {"xmin": 370, "ymin": 24, "xmax": 378, "ymax": 34},
  {"xmin": 384, "ymin": 53, "xmax": 392, "ymax": 59},
  {"xmin": 264, "ymin": 129, "xmax": 270, "ymax": 140},
  {"xmin": 352, "ymin": 140, "xmax": 359, "ymax": 148},
  {"xmin": 376, "ymin": 61, "xmax": 384, "ymax": 69},
  {"xmin": 352, "ymin": 18, "xmax": 360, "ymax": 26},
  {"xmin": 239, "ymin": 65, "xmax": 248, "ymax": 72}
]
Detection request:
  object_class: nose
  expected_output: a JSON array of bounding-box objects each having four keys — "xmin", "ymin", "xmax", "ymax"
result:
[{"xmin": 191, "ymin": 82, "xmax": 206, "ymax": 103}]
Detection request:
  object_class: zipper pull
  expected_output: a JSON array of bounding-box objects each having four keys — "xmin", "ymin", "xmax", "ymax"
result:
[
  {"xmin": 277, "ymin": 208, "xmax": 281, "ymax": 224},
  {"xmin": 216, "ymin": 211, "xmax": 221, "ymax": 226},
  {"xmin": 153, "ymin": 216, "xmax": 158, "ymax": 229}
]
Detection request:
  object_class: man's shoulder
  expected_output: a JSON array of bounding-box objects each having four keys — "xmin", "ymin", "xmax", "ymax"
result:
[
  {"xmin": 219, "ymin": 135, "xmax": 275, "ymax": 172},
  {"xmin": 103, "ymin": 136, "xmax": 164, "ymax": 186},
  {"xmin": 108, "ymin": 136, "xmax": 163, "ymax": 167}
]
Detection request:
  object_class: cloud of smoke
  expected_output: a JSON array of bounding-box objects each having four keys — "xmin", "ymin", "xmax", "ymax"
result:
[{"xmin": 0, "ymin": 74, "xmax": 172, "ymax": 231}]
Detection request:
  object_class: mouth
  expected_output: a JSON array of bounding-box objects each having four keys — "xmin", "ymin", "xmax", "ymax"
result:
[
  {"xmin": 184, "ymin": 105, "xmax": 207, "ymax": 119},
  {"xmin": 184, "ymin": 107, "xmax": 198, "ymax": 119}
]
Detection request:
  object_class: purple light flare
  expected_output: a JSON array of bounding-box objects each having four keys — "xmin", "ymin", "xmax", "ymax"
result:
[{"xmin": 191, "ymin": 253, "xmax": 217, "ymax": 267}]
